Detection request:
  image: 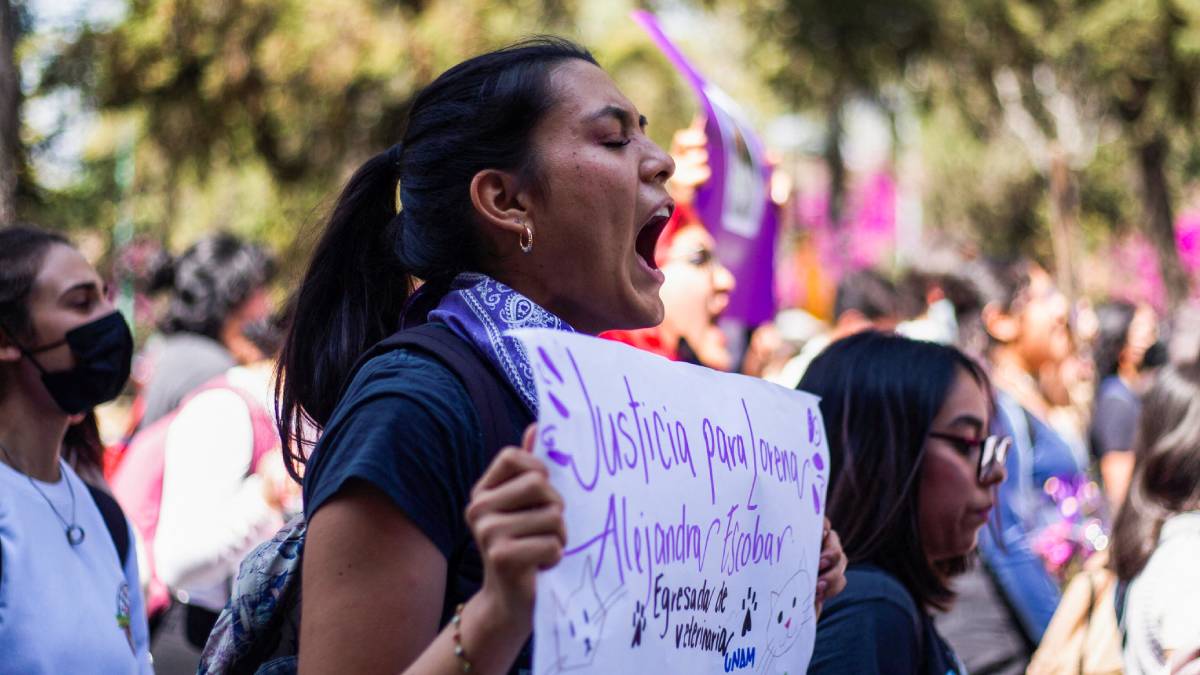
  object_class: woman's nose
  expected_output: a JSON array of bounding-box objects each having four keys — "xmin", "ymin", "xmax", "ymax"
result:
[
  {"xmin": 713, "ymin": 262, "xmax": 736, "ymax": 294},
  {"xmin": 982, "ymin": 459, "xmax": 1007, "ymax": 488},
  {"xmin": 96, "ymin": 295, "xmax": 117, "ymax": 319},
  {"xmin": 642, "ymin": 138, "xmax": 675, "ymax": 186}
]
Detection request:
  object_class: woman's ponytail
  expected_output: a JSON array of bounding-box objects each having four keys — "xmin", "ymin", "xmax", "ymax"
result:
[{"xmin": 276, "ymin": 149, "xmax": 411, "ymax": 480}]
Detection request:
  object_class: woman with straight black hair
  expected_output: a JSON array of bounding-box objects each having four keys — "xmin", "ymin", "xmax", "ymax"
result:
[
  {"xmin": 800, "ymin": 332, "xmax": 1009, "ymax": 674},
  {"xmin": 274, "ymin": 37, "xmax": 680, "ymax": 675},
  {"xmin": 937, "ymin": 258, "xmax": 1083, "ymax": 675},
  {"xmin": 1108, "ymin": 363, "xmax": 1200, "ymax": 673},
  {"xmin": 280, "ymin": 38, "xmax": 849, "ymax": 675}
]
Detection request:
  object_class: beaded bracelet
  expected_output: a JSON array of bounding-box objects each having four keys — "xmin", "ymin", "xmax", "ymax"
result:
[{"xmin": 451, "ymin": 602, "xmax": 473, "ymax": 673}]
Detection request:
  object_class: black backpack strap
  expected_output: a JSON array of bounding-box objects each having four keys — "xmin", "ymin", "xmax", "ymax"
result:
[
  {"xmin": 84, "ymin": 483, "xmax": 132, "ymax": 569},
  {"xmin": 344, "ymin": 322, "xmax": 527, "ymax": 454},
  {"xmin": 345, "ymin": 322, "xmax": 531, "ymax": 617}
]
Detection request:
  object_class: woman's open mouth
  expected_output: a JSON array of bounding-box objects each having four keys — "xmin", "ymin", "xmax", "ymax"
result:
[{"xmin": 634, "ymin": 204, "xmax": 672, "ymax": 281}]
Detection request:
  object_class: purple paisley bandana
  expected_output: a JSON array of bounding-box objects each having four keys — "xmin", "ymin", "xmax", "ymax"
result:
[{"xmin": 420, "ymin": 272, "xmax": 573, "ymax": 414}]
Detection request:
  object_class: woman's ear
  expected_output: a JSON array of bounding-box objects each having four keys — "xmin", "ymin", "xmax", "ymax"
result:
[
  {"xmin": 469, "ymin": 168, "xmax": 531, "ymax": 250},
  {"xmin": 981, "ymin": 302, "xmax": 1019, "ymax": 343}
]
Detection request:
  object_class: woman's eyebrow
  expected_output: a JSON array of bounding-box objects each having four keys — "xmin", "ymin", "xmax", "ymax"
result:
[
  {"xmin": 948, "ymin": 415, "xmax": 984, "ymax": 435},
  {"xmin": 588, "ymin": 105, "xmax": 648, "ymax": 131},
  {"xmin": 58, "ymin": 280, "xmax": 101, "ymax": 300}
]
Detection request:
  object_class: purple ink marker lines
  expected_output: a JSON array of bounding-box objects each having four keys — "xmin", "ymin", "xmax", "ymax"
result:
[
  {"xmin": 548, "ymin": 391, "xmax": 571, "ymax": 419},
  {"xmin": 539, "ymin": 346, "xmax": 565, "ymax": 383}
]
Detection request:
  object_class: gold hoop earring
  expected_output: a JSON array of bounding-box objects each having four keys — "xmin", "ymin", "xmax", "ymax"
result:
[{"xmin": 519, "ymin": 222, "xmax": 534, "ymax": 254}]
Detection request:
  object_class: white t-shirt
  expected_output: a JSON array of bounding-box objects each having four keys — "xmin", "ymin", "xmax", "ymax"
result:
[
  {"xmin": 0, "ymin": 460, "xmax": 152, "ymax": 673},
  {"xmin": 767, "ymin": 332, "xmax": 831, "ymax": 389},
  {"xmin": 154, "ymin": 364, "xmax": 283, "ymax": 611},
  {"xmin": 1124, "ymin": 511, "xmax": 1200, "ymax": 674}
]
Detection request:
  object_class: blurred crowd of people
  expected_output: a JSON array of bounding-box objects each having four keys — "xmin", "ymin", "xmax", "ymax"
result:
[
  {"xmin": 1, "ymin": 36, "xmax": 1198, "ymax": 675},
  {"xmin": 602, "ymin": 119, "xmax": 1200, "ymax": 673}
]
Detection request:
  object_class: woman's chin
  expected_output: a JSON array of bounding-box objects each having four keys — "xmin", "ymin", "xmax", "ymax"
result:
[
  {"xmin": 697, "ymin": 345, "xmax": 733, "ymax": 371},
  {"xmin": 595, "ymin": 295, "xmax": 664, "ymax": 333},
  {"xmin": 962, "ymin": 531, "xmax": 984, "ymax": 555},
  {"xmin": 634, "ymin": 296, "xmax": 666, "ymax": 329}
]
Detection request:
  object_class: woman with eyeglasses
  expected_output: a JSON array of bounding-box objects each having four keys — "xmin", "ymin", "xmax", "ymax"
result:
[
  {"xmin": 934, "ymin": 258, "xmax": 1089, "ymax": 675},
  {"xmin": 798, "ymin": 331, "xmax": 1009, "ymax": 675}
]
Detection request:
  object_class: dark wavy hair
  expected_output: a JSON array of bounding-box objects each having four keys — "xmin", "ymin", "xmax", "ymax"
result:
[
  {"xmin": 149, "ymin": 232, "xmax": 275, "ymax": 340},
  {"xmin": 1092, "ymin": 300, "xmax": 1137, "ymax": 384},
  {"xmin": 799, "ymin": 331, "xmax": 993, "ymax": 611},
  {"xmin": 1109, "ymin": 362, "xmax": 1200, "ymax": 582},
  {"xmin": 276, "ymin": 37, "xmax": 598, "ymax": 481}
]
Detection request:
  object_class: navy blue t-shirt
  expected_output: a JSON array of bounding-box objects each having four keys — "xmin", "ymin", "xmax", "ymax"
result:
[
  {"xmin": 302, "ymin": 346, "xmax": 531, "ymax": 671},
  {"xmin": 1089, "ymin": 375, "xmax": 1139, "ymax": 458},
  {"xmin": 809, "ymin": 564, "xmax": 964, "ymax": 675}
]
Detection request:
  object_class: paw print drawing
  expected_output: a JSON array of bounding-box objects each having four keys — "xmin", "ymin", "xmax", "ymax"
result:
[
  {"xmin": 741, "ymin": 587, "xmax": 758, "ymax": 636},
  {"xmin": 631, "ymin": 601, "xmax": 647, "ymax": 647}
]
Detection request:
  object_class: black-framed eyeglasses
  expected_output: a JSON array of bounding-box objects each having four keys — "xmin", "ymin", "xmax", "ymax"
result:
[{"xmin": 927, "ymin": 432, "xmax": 1011, "ymax": 484}]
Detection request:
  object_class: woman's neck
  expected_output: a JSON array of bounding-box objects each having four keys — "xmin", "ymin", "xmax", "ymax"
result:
[
  {"xmin": 484, "ymin": 268, "xmax": 599, "ymax": 335},
  {"xmin": 655, "ymin": 319, "xmax": 682, "ymax": 355},
  {"xmin": 0, "ymin": 392, "xmax": 68, "ymax": 481},
  {"xmin": 1117, "ymin": 360, "xmax": 1141, "ymax": 388},
  {"xmin": 990, "ymin": 349, "xmax": 1050, "ymax": 417}
]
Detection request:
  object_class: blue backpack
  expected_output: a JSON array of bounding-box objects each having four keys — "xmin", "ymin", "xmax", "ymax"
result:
[{"xmin": 199, "ymin": 323, "xmax": 523, "ymax": 674}]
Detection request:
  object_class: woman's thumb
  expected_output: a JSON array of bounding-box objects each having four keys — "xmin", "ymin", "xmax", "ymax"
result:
[{"xmin": 521, "ymin": 423, "xmax": 538, "ymax": 453}]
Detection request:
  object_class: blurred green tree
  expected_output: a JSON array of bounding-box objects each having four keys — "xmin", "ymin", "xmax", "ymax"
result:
[
  {"xmin": 26, "ymin": 0, "xmax": 709, "ymax": 272},
  {"xmin": 735, "ymin": 0, "xmax": 1200, "ymax": 303},
  {"xmin": 928, "ymin": 0, "xmax": 1200, "ymax": 304},
  {"xmin": 37, "ymin": 0, "xmax": 583, "ymax": 259},
  {"xmin": 734, "ymin": 0, "xmax": 938, "ymax": 224}
]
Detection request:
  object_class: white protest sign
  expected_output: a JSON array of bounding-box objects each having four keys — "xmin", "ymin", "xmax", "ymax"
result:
[{"xmin": 510, "ymin": 329, "xmax": 830, "ymax": 675}]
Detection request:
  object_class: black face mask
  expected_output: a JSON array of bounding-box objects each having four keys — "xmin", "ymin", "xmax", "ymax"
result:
[{"xmin": 16, "ymin": 311, "xmax": 133, "ymax": 415}]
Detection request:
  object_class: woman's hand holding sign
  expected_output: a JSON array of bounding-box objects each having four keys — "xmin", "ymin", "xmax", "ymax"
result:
[
  {"xmin": 814, "ymin": 518, "xmax": 847, "ymax": 618},
  {"xmin": 467, "ymin": 424, "xmax": 567, "ymax": 627},
  {"xmin": 397, "ymin": 425, "xmax": 565, "ymax": 675}
]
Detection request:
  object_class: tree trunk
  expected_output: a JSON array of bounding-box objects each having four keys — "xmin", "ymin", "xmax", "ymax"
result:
[
  {"xmin": 1137, "ymin": 135, "xmax": 1190, "ymax": 307},
  {"xmin": 825, "ymin": 93, "xmax": 845, "ymax": 228},
  {"xmin": 0, "ymin": 0, "xmax": 21, "ymax": 225},
  {"xmin": 1047, "ymin": 147, "xmax": 1077, "ymax": 301}
]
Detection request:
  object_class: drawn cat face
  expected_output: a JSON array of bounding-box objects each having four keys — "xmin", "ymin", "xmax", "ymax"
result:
[
  {"xmin": 552, "ymin": 561, "xmax": 608, "ymax": 669},
  {"xmin": 764, "ymin": 565, "xmax": 814, "ymax": 658}
]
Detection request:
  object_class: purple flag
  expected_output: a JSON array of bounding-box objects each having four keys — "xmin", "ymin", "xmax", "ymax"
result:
[{"xmin": 632, "ymin": 10, "xmax": 779, "ymax": 326}]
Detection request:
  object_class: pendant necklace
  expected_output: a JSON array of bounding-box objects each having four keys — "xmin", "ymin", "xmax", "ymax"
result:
[{"xmin": 0, "ymin": 440, "xmax": 85, "ymax": 546}]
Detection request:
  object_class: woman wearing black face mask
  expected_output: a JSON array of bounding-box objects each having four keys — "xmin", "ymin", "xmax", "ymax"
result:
[{"xmin": 0, "ymin": 226, "xmax": 151, "ymax": 673}]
